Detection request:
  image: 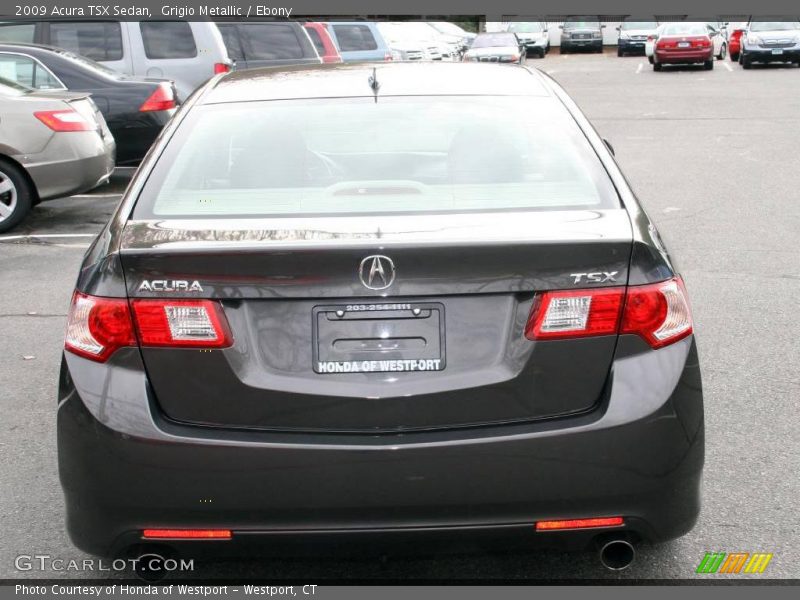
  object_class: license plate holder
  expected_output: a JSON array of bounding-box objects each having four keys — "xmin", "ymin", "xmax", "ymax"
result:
[
  {"xmin": 313, "ymin": 302, "xmax": 446, "ymax": 374},
  {"xmin": 678, "ymin": 41, "xmax": 691, "ymax": 48},
  {"xmin": 771, "ymin": 49, "xmax": 784, "ymax": 55}
]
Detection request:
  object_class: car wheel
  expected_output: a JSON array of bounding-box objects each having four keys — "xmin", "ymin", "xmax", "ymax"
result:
[
  {"xmin": 704, "ymin": 59, "xmax": 714, "ymax": 70},
  {"xmin": 718, "ymin": 43, "xmax": 727, "ymax": 60},
  {"xmin": 648, "ymin": 55, "xmax": 654, "ymax": 64},
  {"xmin": 653, "ymin": 62, "xmax": 662, "ymax": 71},
  {"xmin": 0, "ymin": 158, "xmax": 33, "ymax": 233},
  {"xmin": 617, "ymin": 47, "xmax": 624, "ymax": 57},
  {"xmin": 742, "ymin": 54, "xmax": 752, "ymax": 69},
  {"xmin": 730, "ymin": 51, "xmax": 740, "ymax": 61}
]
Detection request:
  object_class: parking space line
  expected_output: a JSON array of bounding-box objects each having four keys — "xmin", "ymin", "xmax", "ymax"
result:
[
  {"xmin": 0, "ymin": 233, "xmax": 96, "ymax": 242},
  {"xmin": 636, "ymin": 63, "xmax": 644, "ymax": 74},
  {"xmin": 723, "ymin": 62, "xmax": 733, "ymax": 72}
]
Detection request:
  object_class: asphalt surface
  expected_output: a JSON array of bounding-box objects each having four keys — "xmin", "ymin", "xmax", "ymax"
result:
[{"xmin": 1, "ymin": 50, "xmax": 799, "ymax": 581}]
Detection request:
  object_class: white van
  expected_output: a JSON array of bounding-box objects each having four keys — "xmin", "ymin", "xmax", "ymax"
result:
[{"xmin": 0, "ymin": 21, "xmax": 231, "ymax": 99}]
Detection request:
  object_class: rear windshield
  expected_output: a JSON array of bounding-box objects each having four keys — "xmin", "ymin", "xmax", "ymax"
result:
[
  {"xmin": 508, "ymin": 23, "xmax": 544, "ymax": 33},
  {"xmin": 133, "ymin": 96, "xmax": 619, "ymax": 219},
  {"xmin": 472, "ymin": 34, "xmax": 518, "ymax": 48},
  {"xmin": 662, "ymin": 24, "xmax": 708, "ymax": 36}
]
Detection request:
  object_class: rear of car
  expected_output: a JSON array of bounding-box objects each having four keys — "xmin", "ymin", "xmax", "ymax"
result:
[
  {"xmin": 739, "ymin": 21, "xmax": 800, "ymax": 68},
  {"xmin": 728, "ymin": 26, "xmax": 746, "ymax": 61},
  {"xmin": 216, "ymin": 22, "xmax": 321, "ymax": 70},
  {"xmin": 303, "ymin": 22, "xmax": 343, "ymax": 64},
  {"xmin": 0, "ymin": 21, "xmax": 231, "ymax": 100},
  {"xmin": 0, "ymin": 79, "xmax": 114, "ymax": 231},
  {"xmin": 324, "ymin": 22, "xmax": 393, "ymax": 62},
  {"xmin": 0, "ymin": 44, "xmax": 176, "ymax": 165},
  {"xmin": 57, "ymin": 64, "xmax": 703, "ymax": 559},
  {"xmin": 653, "ymin": 23, "xmax": 714, "ymax": 70}
]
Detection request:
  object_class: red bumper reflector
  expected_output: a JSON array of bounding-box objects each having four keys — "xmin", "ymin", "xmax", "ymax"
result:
[
  {"xmin": 142, "ymin": 529, "xmax": 232, "ymax": 540},
  {"xmin": 535, "ymin": 517, "xmax": 624, "ymax": 531}
]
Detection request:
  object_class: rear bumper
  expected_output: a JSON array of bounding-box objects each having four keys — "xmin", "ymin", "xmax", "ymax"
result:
[
  {"xmin": 108, "ymin": 111, "xmax": 171, "ymax": 166},
  {"xmin": 20, "ymin": 131, "xmax": 115, "ymax": 200},
  {"xmin": 58, "ymin": 337, "xmax": 704, "ymax": 558},
  {"xmin": 655, "ymin": 49, "xmax": 713, "ymax": 64}
]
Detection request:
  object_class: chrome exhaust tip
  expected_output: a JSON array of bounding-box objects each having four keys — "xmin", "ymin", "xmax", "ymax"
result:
[{"xmin": 599, "ymin": 539, "xmax": 636, "ymax": 571}]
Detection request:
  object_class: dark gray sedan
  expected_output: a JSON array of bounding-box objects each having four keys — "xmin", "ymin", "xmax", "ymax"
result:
[{"xmin": 58, "ymin": 63, "xmax": 703, "ymax": 571}]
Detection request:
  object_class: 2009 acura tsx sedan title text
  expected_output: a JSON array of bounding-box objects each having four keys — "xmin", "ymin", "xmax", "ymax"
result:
[{"xmin": 57, "ymin": 63, "xmax": 704, "ymax": 567}]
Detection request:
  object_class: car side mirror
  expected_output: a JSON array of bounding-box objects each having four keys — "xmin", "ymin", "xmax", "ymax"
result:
[
  {"xmin": 616, "ymin": 26, "xmax": 621, "ymax": 31},
  {"xmin": 603, "ymin": 139, "xmax": 615, "ymax": 156}
]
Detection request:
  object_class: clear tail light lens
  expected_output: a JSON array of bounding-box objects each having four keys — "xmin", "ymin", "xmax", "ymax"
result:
[
  {"xmin": 139, "ymin": 83, "xmax": 176, "ymax": 112},
  {"xmin": 525, "ymin": 277, "xmax": 693, "ymax": 349},
  {"xmin": 65, "ymin": 293, "xmax": 136, "ymax": 361},
  {"xmin": 34, "ymin": 109, "xmax": 94, "ymax": 132},
  {"xmin": 131, "ymin": 300, "xmax": 232, "ymax": 348},
  {"xmin": 65, "ymin": 294, "xmax": 233, "ymax": 362}
]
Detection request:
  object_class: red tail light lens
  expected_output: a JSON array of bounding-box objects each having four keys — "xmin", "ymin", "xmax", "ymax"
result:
[
  {"xmin": 525, "ymin": 277, "xmax": 693, "ymax": 349},
  {"xmin": 139, "ymin": 83, "xmax": 176, "ymax": 112},
  {"xmin": 65, "ymin": 294, "xmax": 233, "ymax": 362},
  {"xmin": 65, "ymin": 293, "xmax": 136, "ymax": 361},
  {"xmin": 130, "ymin": 299, "xmax": 232, "ymax": 348},
  {"xmin": 621, "ymin": 277, "xmax": 692, "ymax": 348},
  {"xmin": 525, "ymin": 288, "xmax": 624, "ymax": 340},
  {"xmin": 384, "ymin": 51, "xmax": 394, "ymax": 61},
  {"xmin": 34, "ymin": 109, "xmax": 93, "ymax": 132},
  {"xmin": 143, "ymin": 529, "xmax": 232, "ymax": 540},
  {"xmin": 214, "ymin": 62, "xmax": 231, "ymax": 74},
  {"xmin": 536, "ymin": 517, "xmax": 624, "ymax": 531}
]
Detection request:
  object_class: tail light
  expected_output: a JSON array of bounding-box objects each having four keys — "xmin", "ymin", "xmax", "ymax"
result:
[
  {"xmin": 536, "ymin": 517, "xmax": 624, "ymax": 531},
  {"xmin": 214, "ymin": 61, "xmax": 232, "ymax": 74},
  {"xmin": 384, "ymin": 51, "xmax": 394, "ymax": 61},
  {"xmin": 525, "ymin": 277, "xmax": 692, "ymax": 349},
  {"xmin": 143, "ymin": 529, "xmax": 231, "ymax": 540},
  {"xmin": 130, "ymin": 299, "xmax": 232, "ymax": 348},
  {"xmin": 65, "ymin": 293, "xmax": 232, "ymax": 363},
  {"xmin": 34, "ymin": 109, "xmax": 94, "ymax": 132},
  {"xmin": 139, "ymin": 83, "xmax": 176, "ymax": 112}
]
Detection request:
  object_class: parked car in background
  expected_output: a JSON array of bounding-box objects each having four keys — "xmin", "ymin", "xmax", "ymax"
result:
[
  {"xmin": 0, "ymin": 43, "xmax": 176, "ymax": 165},
  {"xmin": 727, "ymin": 23, "xmax": 748, "ymax": 61},
  {"xmin": 427, "ymin": 21, "xmax": 476, "ymax": 48},
  {"xmin": 0, "ymin": 77, "xmax": 114, "ymax": 232},
  {"xmin": 376, "ymin": 23, "xmax": 430, "ymax": 61},
  {"xmin": 303, "ymin": 22, "xmax": 343, "ymax": 63},
  {"xmin": 324, "ymin": 22, "xmax": 393, "ymax": 62},
  {"xmin": 739, "ymin": 20, "xmax": 800, "ymax": 68},
  {"xmin": 560, "ymin": 18, "xmax": 604, "ymax": 53},
  {"xmin": 652, "ymin": 23, "xmax": 715, "ymax": 71},
  {"xmin": 463, "ymin": 32, "xmax": 525, "ymax": 63},
  {"xmin": 507, "ymin": 22, "xmax": 549, "ymax": 58},
  {"xmin": 216, "ymin": 22, "xmax": 321, "ymax": 70},
  {"xmin": 616, "ymin": 20, "xmax": 659, "ymax": 56},
  {"xmin": 705, "ymin": 23, "xmax": 729, "ymax": 60},
  {"xmin": 0, "ymin": 21, "xmax": 231, "ymax": 100}
]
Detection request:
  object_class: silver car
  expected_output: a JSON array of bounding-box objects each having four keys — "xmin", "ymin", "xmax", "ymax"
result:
[{"xmin": 0, "ymin": 77, "xmax": 115, "ymax": 232}]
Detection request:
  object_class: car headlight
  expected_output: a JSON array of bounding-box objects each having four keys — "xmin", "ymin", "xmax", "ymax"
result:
[
  {"xmin": 747, "ymin": 35, "xmax": 762, "ymax": 45},
  {"xmin": 619, "ymin": 32, "xmax": 630, "ymax": 40}
]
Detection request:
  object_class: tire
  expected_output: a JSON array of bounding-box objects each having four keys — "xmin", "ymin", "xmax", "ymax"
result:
[
  {"xmin": 0, "ymin": 158, "xmax": 33, "ymax": 233},
  {"xmin": 742, "ymin": 54, "xmax": 752, "ymax": 69},
  {"xmin": 648, "ymin": 55, "xmax": 654, "ymax": 64},
  {"xmin": 730, "ymin": 51, "xmax": 740, "ymax": 61},
  {"xmin": 653, "ymin": 62, "xmax": 662, "ymax": 71},
  {"xmin": 717, "ymin": 43, "xmax": 727, "ymax": 60},
  {"xmin": 704, "ymin": 59, "xmax": 714, "ymax": 70},
  {"xmin": 617, "ymin": 47, "xmax": 624, "ymax": 57}
]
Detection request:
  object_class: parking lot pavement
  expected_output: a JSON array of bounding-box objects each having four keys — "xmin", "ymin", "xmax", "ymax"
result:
[{"xmin": 1, "ymin": 53, "xmax": 798, "ymax": 581}]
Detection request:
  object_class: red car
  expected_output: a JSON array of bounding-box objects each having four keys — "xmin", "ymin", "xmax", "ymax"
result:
[
  {"xmin": 303, "ymin": 22, "xmax": 343, "ymax": 63},
  {"xmin": 728, "ymin": 27, "xmax": 746, "ymax": 61},
  {"xmin": 653, "ymin": 23, "xmax": 714, "ymax": 71}
]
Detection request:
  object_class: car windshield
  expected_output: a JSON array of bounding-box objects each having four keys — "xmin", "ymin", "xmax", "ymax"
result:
[
  {"xmin": 662, "ymin": 24, "xmax": 708, "ymax": 36},
  {"xmin": 564, "ymin": 20, "xmax": 600, "ymax": 29},
  {"xmin": 471, "ymin": 34, "xmax": 517, "ymax": 48},
  {"xmin": 749, "ymin": 21, "xmax": 800, "ymax": 32},
  {"xmin": 508, "ymin": 23, "xmax": 543, "ymax": 33},
  {"xmin": 133, "ymin": 96, "xmax": 619, "ymax": 219},
  {"xmin": 431, "ymin": 22, "xmax": 467, "ymax": 36},
  {"xmin": 379, "ymin": 23, "xmax": 435, "ymax": 42},
  {"xmin": 621, "ymin": 21, "xmax": 658, "ymax": 30},
  {"xmin": 0, "ymin": 75, "xmax": 31, "ymax": 95}
]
